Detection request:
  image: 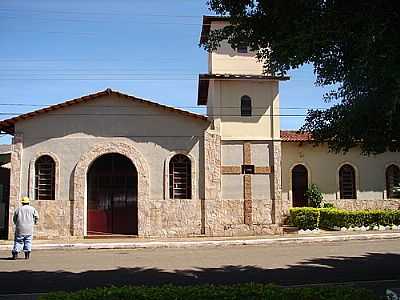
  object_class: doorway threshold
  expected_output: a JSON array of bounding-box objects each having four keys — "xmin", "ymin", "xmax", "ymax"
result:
[{"xmin": 85, "ymin": 234, "xmax": 138, "ymax": 239}]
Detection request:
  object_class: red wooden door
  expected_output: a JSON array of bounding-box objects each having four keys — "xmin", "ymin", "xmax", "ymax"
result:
[{"xmin": 87, "ymin": 154, "xmax": 137, "ymax": 235}]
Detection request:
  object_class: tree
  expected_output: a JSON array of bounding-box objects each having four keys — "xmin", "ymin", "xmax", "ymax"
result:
[{"xmin": 202, "ymin": 0, "xmax": 400, "ymax": 154}]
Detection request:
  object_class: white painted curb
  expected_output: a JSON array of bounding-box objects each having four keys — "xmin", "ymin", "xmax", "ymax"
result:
[{"xmin": 1, "ymin": 232, "xmax": 400, "ymax": 251}]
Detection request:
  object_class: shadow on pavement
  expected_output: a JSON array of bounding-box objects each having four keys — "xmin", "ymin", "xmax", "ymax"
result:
[{"xmin": 0, "ymin": 252, "xmax": 399, "ymax": 295}]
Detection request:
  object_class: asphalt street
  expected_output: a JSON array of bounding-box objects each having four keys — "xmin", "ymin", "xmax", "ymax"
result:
[{"xmin": 0, "ymin": 239, "xmax": 399, "ymax": 296}]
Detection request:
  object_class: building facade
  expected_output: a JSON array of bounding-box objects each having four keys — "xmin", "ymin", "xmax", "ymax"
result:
[{"xmin": 0, "ymin": 16, "xmax": 399, "ymax": 239}]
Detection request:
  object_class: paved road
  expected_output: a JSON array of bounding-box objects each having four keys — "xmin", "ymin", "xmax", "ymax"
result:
[{"xmin": 0, "ymin": 239, "xmax": 399, "ymax": 296}]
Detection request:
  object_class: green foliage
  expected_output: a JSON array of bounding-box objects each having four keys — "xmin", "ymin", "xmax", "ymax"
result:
[
  {"xmin": 319, "ymin": 208, "xmax": 400, "ymax": 229},
  {"xmin": 289, "ymin": 207, "xmax": 320, "ymax": 230},
  {"xmin": 323, "ymin": 203, "xmax": 335, "ymax": 208},
  {"xmin": 203, "ymin": 1, "xmax": 400, "ymax": 154},
  {"xmin": 38, "ymin": 284, "xmax": 378, "ymax": 300},
  {"xmin": 290, "ymin": 207, "xmax": 400, "ymax": 230},
  {"xmin": 305, "ymin": 184, "xmax": 323, "ymax": 208}
]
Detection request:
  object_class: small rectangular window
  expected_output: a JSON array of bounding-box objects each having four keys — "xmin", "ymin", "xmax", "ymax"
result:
[
  {"xmin": 242, "ymin": 165, "xmax": 255, "ymax": 174},
  {"xmin": 237, "ymin": 45, "xmax": 248, "ymax": 53}
]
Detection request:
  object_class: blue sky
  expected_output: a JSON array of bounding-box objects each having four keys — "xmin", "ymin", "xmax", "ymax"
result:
[{"xmin": 0, "ymin": 0, "xmax": 333, "ymax": 144}]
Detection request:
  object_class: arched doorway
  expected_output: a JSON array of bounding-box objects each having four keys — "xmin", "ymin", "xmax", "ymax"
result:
[
  {"xmin": 0, "ymin": 167, "xmax": 10, "ymax": 239},
  {"xmin": 87, "ymin": 153, "xmax": 138, "ymax": 235},
  {"xmin": 292, "ymin": 164, "xmax": 308, "ymax": 207}
]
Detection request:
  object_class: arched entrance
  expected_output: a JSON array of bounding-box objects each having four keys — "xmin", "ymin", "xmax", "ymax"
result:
[
  {"xmin": 292, "ymin": 164, "xmax": 308, "ymax": 207},
  {"xmin": 87, "ymin": 153, "xmax": 138, "ymax": 235}
]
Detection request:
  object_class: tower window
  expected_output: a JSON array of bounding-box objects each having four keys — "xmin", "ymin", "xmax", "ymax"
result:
[
  {"xmin": 241, "ymin": 95, "xmax": 252, "ymax": 116},
  {"xmin": 237, "ymin": 44, "xmax": 248, "ymax": 53}
]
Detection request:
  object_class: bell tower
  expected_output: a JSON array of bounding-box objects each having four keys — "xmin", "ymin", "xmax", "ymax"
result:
[
  {"xmin": 198, "ymin": 16, "xmax": 289, "ymax": 231},
  {"xmin": 197, "ymin": 16, "xmax": 288, "ymax": 140}
]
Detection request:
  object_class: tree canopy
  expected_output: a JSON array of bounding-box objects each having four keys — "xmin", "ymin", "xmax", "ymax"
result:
[{"xmin": 202, "ymin": 0, "xmax": 400, "ymax": 154}]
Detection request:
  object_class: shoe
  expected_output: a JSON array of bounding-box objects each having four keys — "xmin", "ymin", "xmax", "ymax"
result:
[
  {"xmin": 24, "ymin": 252, "xmax": 30, "ymax": 260},
  {"xmin": 12, "ymin": 252, "xmax": 18, "ymax": 260}
]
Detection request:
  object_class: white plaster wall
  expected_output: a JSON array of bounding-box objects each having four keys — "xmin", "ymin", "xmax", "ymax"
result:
[
  {"xmin": 221, "ymin": 141, "xmax": 272, "ymax": 201},
  {"xmin": 251, "ymin": 143, "xmax": 270, "ymax": 166},
  {"xmin": 209, "ymin": 21, "xmax": 264, "ymax": 75},
  {"xmin": 16, "ymin": 95, "xmax": 210, "ymax": 202},
  {"xmin": 282, "ymin": 142, "xmax": 400, "ymax": 204},
  {"xmin": 210, "ymin": 80, "xmax": 280, "ymax": 140}
]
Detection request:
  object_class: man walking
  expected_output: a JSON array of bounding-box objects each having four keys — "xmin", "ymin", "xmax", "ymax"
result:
[{"xmin": 12, "ymin": 197, "xmax": 39, "ymax": 260}]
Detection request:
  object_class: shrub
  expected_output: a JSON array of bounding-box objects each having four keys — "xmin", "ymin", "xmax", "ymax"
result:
[
  {"xmin": 289, "ymin": 207, "xmax": 320, "ymax": 229},
  {"xmin": 290, "ymin": 207, "xmax": 400, "ymax": 230},
  {"xmin": 305, "ymin": 184, "xmax": 323, "ymax": 208},
  {"xmin": 323, "ymin": 203, "xmax": 335, "ymax": 208},
  {"xmin": 38, "ymin": 284, "xmax": 378, "ymax": 300},
  {"xmin": 319, "ymin": 208, "xmax": 400, "ymax": 229}
]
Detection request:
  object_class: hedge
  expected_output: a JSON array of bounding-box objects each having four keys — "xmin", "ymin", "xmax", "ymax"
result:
[
  {"xmin": 319, "ymin": 208, "xmax": 400, "ymax": 228},
  {"xmin": 289, "ymin": 207, "xmax": 320, "ymax": 229},
  {"xmin": 38, "ymin": 284, "xmax": 378, "ymax": 300},
  {"xmin": 290, "ymin": 208, "xmax": 400, "ymax": 230}
]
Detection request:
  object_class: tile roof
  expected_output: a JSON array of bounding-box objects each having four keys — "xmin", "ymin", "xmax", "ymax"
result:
[
  {"xmin": 0, "ymin": 89, "xmax": 208, "ymax": 134},
  {"xmin": 197, "ymin": 74, "xmax": 290, "ymax": 105},
  {"xmin": 200, "ymin": 15, "xmax": 229, "ymax": 44},
  {"xmin": 281, "ymin": 130, "xmax": 313, "ymax": 142}
]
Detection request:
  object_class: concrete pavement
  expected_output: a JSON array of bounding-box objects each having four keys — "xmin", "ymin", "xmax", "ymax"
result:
[
  {"xmin": 1, "ymin": 230, "xmax": 400, "ymax": 251},
  {"xmin": 0, "ymin": 239, "xmax": 399, "ymax": 297}
]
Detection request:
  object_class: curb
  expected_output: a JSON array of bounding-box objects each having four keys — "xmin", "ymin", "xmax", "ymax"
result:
[{"xmin": 1, "ymin": 232, "xmax": 400, "ymax": 251}]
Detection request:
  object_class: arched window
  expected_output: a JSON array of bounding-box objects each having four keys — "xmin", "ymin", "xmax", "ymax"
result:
[
  {"xmin": 386, "ymin": 164, "xmax": 400, "ymax": 199},
  {"xmin": 339, "ymin": 164, "xmax": 356, "ymax": 199},
  {"xmin": 35, "ymin": 155, "xmax": 55, "ymax": 200},
  {"xmin": 241, "ymin": 95, "xmax": 252, "ymax": 116},
  {"xmin": 169, "ymin": 154, "xmax": 191, "ymax": 199}
]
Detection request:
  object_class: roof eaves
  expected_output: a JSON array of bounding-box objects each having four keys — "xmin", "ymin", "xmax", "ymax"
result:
[
  {"xmin": 200, "ymin": 15, "xmax": 230, "ymax": 44},
  {"xmin": 0, "ymin": 89, "xmax": 208, "ymax": 135}
]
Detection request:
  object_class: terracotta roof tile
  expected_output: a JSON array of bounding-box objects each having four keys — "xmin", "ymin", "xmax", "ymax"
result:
[{"xmin": 281, "ymin": 130, "xmax": 313, "ymax": 142}]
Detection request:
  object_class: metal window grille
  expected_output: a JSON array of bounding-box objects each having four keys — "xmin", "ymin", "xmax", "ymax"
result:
[
  {"xmin": 386, "ymin": 164, "xmax": 400, "ymax": 199},
  {"xmin": 241, "ymin": 95, "xmax": 252, "ymax": 116},
  {"xmin": 169, "ymin": 154, "xmax": 191, "ymax": 199},
  {"xmin": 339, "ymin": 164, "xmax": 356, "ymax": 199},
  {"xmin": 35, "ymin": 155, "xmax": 55, "ymax": 200}
]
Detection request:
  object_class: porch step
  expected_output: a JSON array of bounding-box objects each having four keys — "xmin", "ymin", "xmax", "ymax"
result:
[
  {"xmin": 282, "ymin": 225, "xmax": 298, "ymax": 234},
  {"xmin": 85, "ymin": 234, "xmax": 138, "ymax": 239}
]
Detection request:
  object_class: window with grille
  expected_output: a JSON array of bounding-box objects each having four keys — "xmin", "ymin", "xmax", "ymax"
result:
[
  {"xmin": 386, "ymin": 164, "xmax": 400, "ymax": 199},
  {"xmin": 339, "ymin": 164, "xmax": 356, "ymax": 199},
  {"xmin": 169, "ymin": 154, "xmax": 191, "ymax": 199},
  {"xmin": 241, "ymin": 95, "xmax": 252, "ymax": 116},
  {"xmin": 35, "ymin": 155, "xmax": 55, "ymax": 200}
]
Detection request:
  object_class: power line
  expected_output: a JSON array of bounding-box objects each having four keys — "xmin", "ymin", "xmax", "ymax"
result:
[
  {"xmin": 0, "ymin": 78, "xmax": 314, "ymax": 83},
  {"xmin": 0, "ymin": 103, "xmax": 326, "ymax": 110},
  {"xmin": 0, "ymin": 8, "xmax": 202, "ymax": 18},
  {"xmin": 0, "ymin": 112, "xmax": 307, "ymax": 117}
]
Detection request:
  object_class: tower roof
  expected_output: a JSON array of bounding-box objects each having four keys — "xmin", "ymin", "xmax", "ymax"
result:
[
  {"xmin": 200, "ymin": 15, "xmax": 229, "ymax": 44},
  {"xmin": 197, "ymin": 74, "xmax": 290, "ymax": 105}
]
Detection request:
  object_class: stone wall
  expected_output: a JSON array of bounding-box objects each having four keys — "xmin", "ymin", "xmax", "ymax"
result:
[
  {"xmin": 272, "ymin": 141, "xmax": 282, "ymax": 224},
  {"xmin": 324, "ymin": 199, "xmax": 400, "ymax": 210},
  {"xmin": 8, "ymin": 134, "xmax": 22, "ymax": 239},
  {"xmin": 141, "ymin": 199, "xmax": 202, "ymax": 237},
  {"xmin": 204, "ymin": 199, "xmax": 279, "ymax": 236},
  {"xmin": 31, "ymin": 200, "xmax": 72, "ymax": 239}
]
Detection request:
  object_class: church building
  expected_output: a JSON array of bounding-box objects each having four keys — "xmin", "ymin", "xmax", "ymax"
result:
[{"xmin": 0, "ymin": 16, "xmax": 399, "ymax": 239}]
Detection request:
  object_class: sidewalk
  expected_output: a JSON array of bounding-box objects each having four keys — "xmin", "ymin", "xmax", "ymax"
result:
[{"xmin": 1, "ymin": 230, "xmax": 400, "ymax": 251}]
